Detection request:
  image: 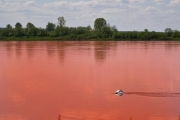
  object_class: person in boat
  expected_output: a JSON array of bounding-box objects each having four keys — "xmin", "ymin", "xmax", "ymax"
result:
[{"xmin": 115, "ymin": 90, "xmax": 124, "ymax": 96}]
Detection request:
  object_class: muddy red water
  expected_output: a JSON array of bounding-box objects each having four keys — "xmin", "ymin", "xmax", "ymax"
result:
[{"xmin": 0, "ymin": 41, "xmax": 180, "ymax": 120}]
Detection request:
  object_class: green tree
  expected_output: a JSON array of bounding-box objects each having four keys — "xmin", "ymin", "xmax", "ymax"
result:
[
  {"xmin": 87, "ymin": 25, "xmax": 92, "ymax": 31},
  {"xmin": 0, "ymin": 30, "xmax": 2, "ymax": 38},
  {"xmin": 15, "ymin": 22, "xmax": 23, "ymax": 37},
  {"xmin": 76, "ymin": 27, "xmax": 87, "ymax": 35},
  {"xmin": 126, "ymin": 31, "xmax": 138, "ymax": 39},
  {"xmin": 59, "ymin": 27, "xmax": 69, "ymax": 36},
  {"xmin": 165, "ymin": 28, "xmax": 173, "ymax": 36},
  {"xmin": 151, "ymin": 31, "xmax": 158, "ymax": 39},
  {"xmin": 144, "ymin": 29, "xmax": 148, "ymax": 32},
  {"xmin": 2, "ymin": 29, "xmax": 9, "ymax": 37},
  {"xmin": 46, "ymin": 22, "xmax": 55, "ymax": 32},
  {"xmin": 172, "ymin": 30, "xmax": 180, "ymax": 38},
  {"xmin": 6, "ymin": 24, "xmax": 13, "ymax": 29},
  {"xmin": 111, "ymin": 25, "xmax": 118, "ymax": 32},
  {"xmin": 94, "ymin": 18, "xmax": 107, "ymax": 31},
  {"xmin": 15, "ymin": 22, "xmax": 22, "ymax": 29},
  {"xmin": 4, "ymin": 24, "xmax": 14, "ymax": 36},
  {"xmin": 112, "ymin": 32, "xmax": 119, "ymax": 39},
  {"xmin": 37, "ymin": 28, "xmax": 47, "ymax": 37},
  {"xmin": 26, "ymin": 22, "xmax": 36, "ymax": 36},
  {"xmin": 101, "ymin": 26, "xmax": 113, "ymax": 38},
  {"xmin": 26, "ymin": 22, "xmax": 35, "ymax": 29},
  {"xmin": 55, "ymin": 26, "xmax": 61, "ymax": 37},
  {"xmin": 58, "ymin": 16, "xmax": 66, "ymax": 27}
]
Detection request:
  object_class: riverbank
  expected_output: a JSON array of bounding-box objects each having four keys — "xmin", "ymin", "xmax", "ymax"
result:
[{"xmin": 0, "ymin": 36, "xmax": 180, "ymax": 41}]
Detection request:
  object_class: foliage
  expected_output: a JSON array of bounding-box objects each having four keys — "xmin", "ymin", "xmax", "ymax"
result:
[
  {"xmin": 58, "ymin": 16, "xmax": 66, "ymax": 27},
  {"xmin": 0, "ymin": 17, "xmax": 180, "ymax": 41},
  {"xmin": 172, "ymin": 30, "xmax": 180, "ymax": 38},
  {"xmin": 26, "ymin": 22, "xmax": 37, "ymax": 36},
  {"xmin": 6, "ymin": 24, "xmax": 12, "ymax": 29},
  {"xmin": 37, "ymin": 28, "xmax": 47, "ymax": 37},
  {"xmin": 15, "ymin": 22, "xmax": 22, "ymax": 29},
  {"xmin": 94, "ymin": 18, "xmax": 107, "ymax": 31},
  {"xmin": 46, "ymin": 22, "xmax": 56, "ymax": 32},
  {"xmin": 165, "ymin": 28, "xmax": 173, "ymax": 36},
  {"xmin": 15, "ymin": 22, "xmax": 23, "ymax": 37},
  {"xmin": 26, "ymin": 22, "xmax": 35, "ymax": 29}
]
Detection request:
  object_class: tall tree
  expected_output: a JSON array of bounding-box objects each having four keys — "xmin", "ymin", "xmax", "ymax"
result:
[
  {"xmin": 37, "ymin": 28, "xmax": 47, "ymax": 37},
  {"xmin": 58, "ymin": 16, "xmax": 66, "ymax": 27},
  {"xmin": 87, "ymin": 25, "xmax": 92, "ymax": 31},
  {"xmin": 172, "ymin": 30, "xmax": 180, "ymax": 38},
  {"xmin": 144, "ymin": 29, "xmax": 148, "ymax": 32},
  {"xmin": 5, "ymin": 24, "xmax": 13, "ymax": 36},
  {"xmin": 46, "ymin": 22, "xmax": 55, "ymax": 32},
  {"xmin": 94, "ymin": 18, "xmax": 107, "ymax": 31},
  {"xmin": 6, "ymin": 24, "xmax": 12, "ymax": 29},
  {"xmin": 101, "ymin": 26, "xmax": 112, "ymax": 38},
  {"xmin": 165, "ymin": 28, "xmax": 173, "ymax": 36},
  {"xmin": 26, "ymin": 22, "xmax": 35, "ymax": 29},
  {"xmin": 111, "ymin": 25, "xmax": 118, "ymax": 32},
  {"xmin": 15, "ymin": 22, "xmax": 23, "ymax": 37},
  {"xmin": 15, "ymin": 22, "xmax": 22, "ymax": 29},
  {"xmin": 26, "ymin": 22, "xmax": 36, "ymax": 36}
]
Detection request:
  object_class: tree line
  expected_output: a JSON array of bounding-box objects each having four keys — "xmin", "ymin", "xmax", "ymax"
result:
[{"xmin": 0, "ymin": 16, "xmax": 180, "ymax": 40}]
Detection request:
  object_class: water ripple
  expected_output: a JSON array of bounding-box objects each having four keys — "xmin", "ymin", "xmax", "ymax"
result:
[{"xmin": 124, "ymin": 92, "xmax": 180, "ymax": 97}]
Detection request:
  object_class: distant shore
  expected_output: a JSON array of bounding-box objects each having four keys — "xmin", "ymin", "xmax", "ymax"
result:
[
  {"xmin": 0, "ymin": 36, "xmax": 180, "ymax": 41},
  {"xmin": 1, "ymin": 17, "xmax": 180, "ymax": 41}
]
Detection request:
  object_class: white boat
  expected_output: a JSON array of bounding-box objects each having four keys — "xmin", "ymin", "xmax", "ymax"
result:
[{"xmin": 115, "ymin": 90, "xmax": 124, "ymax": 96}]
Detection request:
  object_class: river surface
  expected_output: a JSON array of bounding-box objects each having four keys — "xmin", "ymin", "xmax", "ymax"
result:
[{"xmin": 0, "ymin": 41, "xmax": 180, "ymax": 120}]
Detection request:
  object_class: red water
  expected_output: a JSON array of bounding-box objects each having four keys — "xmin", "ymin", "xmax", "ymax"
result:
[{"xmin": 0, "ymin": 41, "xmax": 180, "ymax": 120}]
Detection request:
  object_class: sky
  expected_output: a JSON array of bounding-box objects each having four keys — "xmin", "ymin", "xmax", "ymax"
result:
[{"xmin": 0, "ymin": 0, "xmax": 180, "ymax": 31}]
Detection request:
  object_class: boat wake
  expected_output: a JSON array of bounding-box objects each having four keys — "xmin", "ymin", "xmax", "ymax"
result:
[{"xmin": 123, "ymin": 92, "xmax": 180, "ymax": 97}]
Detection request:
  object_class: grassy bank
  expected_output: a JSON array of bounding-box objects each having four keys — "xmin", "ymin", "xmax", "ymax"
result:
[{"xmin": 1, "ymin": 36, "xmax": 180, "ymax": 41}]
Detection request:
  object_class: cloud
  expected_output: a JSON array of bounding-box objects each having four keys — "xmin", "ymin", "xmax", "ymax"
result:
[
  {"xmin": 145, "ymin": 6, "xmax": 161, "ymax": 13},
  {"xmin": 0, "ymin": 0, "xmax": 180, "ymax": 31},
  {"xmin": 128, "ymin": 0, "xmax": 144, "ymax": 3},
  {"xmin": 44, "ymin": 0, "xmax": 117, "ymax": 10},
  {"xmin": 0, "ymin": 0, "xmax": 52, "ymax": 27},
  {"xmin": 0, "ymin": 1, "xmax": 47, "ymax": 14},
  {"xmin": 166, "ymin": 10, "xmax": 179, "ymax": 14},
  {"xmin": 44, "ymin": 1, "xmax": 68, "ymax": 9},
  {"xmin": 23, "ymin": 1, "xmax": 37, "ymax": 6},
  {"xmin": 101, "ymin": 8, "xmax": 126, "ymax": 14},
  {"xmin": 154, "ymin": 0, "xmax": 164, "ymax": 4},
  {"xmin": 169, "ymin": 0, "xmax": 180, "ymax": 5},
  {"xmin": 43, "ymin": 0, "xmax": 143, "ymax": 12}
]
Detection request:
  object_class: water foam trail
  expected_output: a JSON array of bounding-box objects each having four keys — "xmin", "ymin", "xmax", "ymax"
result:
[{"xmin": 124, "ymin": 92, "xmax": 180, "ymax": 97}]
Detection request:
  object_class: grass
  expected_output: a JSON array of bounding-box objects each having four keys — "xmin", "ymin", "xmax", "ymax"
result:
[{"xmin": 1, "ymin": 36, "xmax": 180, "ymax": 41}]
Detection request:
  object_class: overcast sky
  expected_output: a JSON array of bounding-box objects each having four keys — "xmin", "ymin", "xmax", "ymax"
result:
[{"xmin": 0, "ymin": 0, "xmax": 180, "ymax": 31}]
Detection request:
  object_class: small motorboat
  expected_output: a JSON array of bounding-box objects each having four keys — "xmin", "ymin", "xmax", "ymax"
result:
[{"xmin": 115, "ymin": 90, "xmax": 124, "ymax": 96}]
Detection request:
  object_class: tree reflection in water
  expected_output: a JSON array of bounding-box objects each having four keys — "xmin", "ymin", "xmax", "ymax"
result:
[
  {"xmin": 94, "ymin": 41, "xmax": 118, "ymax": 62},
  {"xmin": 58, "ymin": 114, "xmax": 61, "ymax": 120}
]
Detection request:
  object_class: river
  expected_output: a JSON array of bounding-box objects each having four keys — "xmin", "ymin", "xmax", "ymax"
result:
[{"xmin": 0, "ymin": 41, "xmax": 180, "ymax": 120}]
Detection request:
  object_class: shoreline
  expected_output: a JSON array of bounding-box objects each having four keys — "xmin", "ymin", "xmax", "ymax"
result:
[{"xmin": 0, "ymin": 37, "xmax": 180, "ymax": 41}]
